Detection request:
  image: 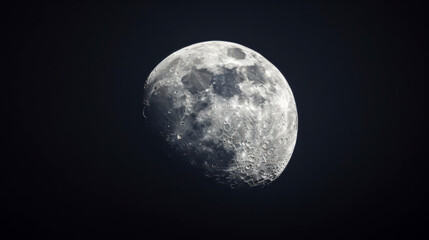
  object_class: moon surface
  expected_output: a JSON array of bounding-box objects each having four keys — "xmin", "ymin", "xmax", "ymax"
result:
[{"xmin": 143, "ymin": 41, "xmax": 298, "ymax": 188}]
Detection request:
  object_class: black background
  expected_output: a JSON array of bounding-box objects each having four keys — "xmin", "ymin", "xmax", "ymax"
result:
[{"xmin": 3, "ymin": 0, "xmax": 428, "ymax": 239}]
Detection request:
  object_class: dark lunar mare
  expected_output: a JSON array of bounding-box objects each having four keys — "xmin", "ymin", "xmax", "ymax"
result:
[
  {"xmin": 181, "ymin": 67, "xmax": 245, "ymax": 99},
  {"xmin": 181, "ymin": 68, "xmax": 212, "ymax": 94},
  {"xmin": 246, "ymin": 64, "xmax": 267, "ymax": 85},
  {"xmin": 227, "ymin": 47, "xmax": 246, "ymax": 59},
  {"xmin": 210, "ymin": 67, "xmax": 244, "ymax": 99}
]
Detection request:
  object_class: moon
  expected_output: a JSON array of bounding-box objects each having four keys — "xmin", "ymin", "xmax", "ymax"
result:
[{"xmin": 143, "ymin": 41, "xmax": 298, "ymax": 188}]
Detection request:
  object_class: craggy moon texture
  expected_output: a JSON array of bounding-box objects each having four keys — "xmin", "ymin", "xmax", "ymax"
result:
[{"xmin": 143, "ymin": 41, "xmax": 298, "ymax": 188}]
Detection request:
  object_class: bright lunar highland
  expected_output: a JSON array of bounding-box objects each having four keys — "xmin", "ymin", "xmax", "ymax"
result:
[{"xmin": 143, "ymin": 41, "xmax": 298, "ymax": 188}]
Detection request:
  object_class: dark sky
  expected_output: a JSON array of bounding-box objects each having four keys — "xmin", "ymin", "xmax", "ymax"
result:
[{"xmin": 3, "ymin": 1, "xmax": 427, "ymax": 239}]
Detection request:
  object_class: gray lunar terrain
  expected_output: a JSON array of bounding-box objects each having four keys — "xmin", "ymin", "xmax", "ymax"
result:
[{"xmin": 143, "ymin": 41, "xmax": 298, "ymax": 188}]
